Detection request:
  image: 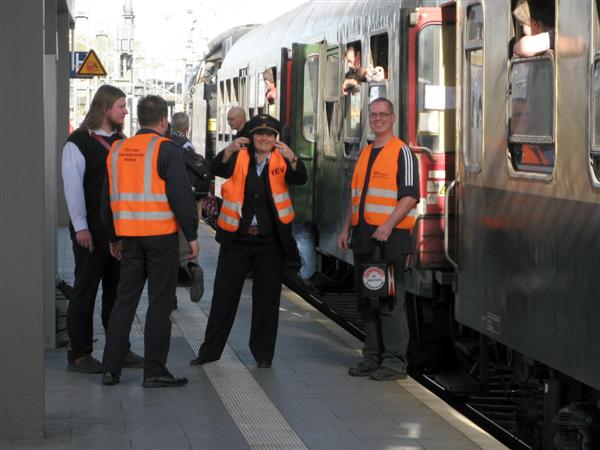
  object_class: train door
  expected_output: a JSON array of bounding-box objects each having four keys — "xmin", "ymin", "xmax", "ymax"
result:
[
  {"xmin": 288, "ymin": 43, "xmax": 320, "ymax": 225},
  {"xmin": 315, "ymin": 44, "xmax": 346, "ymax": 261},
  {"xmin": 406, "ymin": 6, "xmax": 457, "ymax": 277}
]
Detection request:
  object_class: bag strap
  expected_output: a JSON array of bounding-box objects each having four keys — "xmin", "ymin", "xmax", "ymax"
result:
[{"xmin": 90, "ymin": 132, "xmax": 112, "ymax": 151}]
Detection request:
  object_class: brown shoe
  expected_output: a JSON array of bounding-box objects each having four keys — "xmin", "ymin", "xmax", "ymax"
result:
[{"xmin": 68, "ymin": 355, "xmax": 102, "ymax": 374}]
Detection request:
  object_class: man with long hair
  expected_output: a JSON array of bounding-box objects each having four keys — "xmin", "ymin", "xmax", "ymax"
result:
[{"xmin": 61, "ymin": 85, "xmax": 144, "ymax": 373}]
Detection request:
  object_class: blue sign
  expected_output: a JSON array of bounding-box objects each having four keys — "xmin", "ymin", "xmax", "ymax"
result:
[{"xmin": 70, "ymin": 51, "xmax": 90, "ymax": 78}]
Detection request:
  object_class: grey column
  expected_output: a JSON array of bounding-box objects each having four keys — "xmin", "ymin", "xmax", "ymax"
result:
[{"xmin": 0, "ymin": 0, "xmax": 45, "ymax": 438}]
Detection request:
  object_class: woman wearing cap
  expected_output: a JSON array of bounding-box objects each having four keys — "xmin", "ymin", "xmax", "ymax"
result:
[{"xmin": 191, "ymin": 114, "xmax": 307, "ymax": 369}]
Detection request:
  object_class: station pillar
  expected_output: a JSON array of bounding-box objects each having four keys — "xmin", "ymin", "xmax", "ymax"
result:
[{"xmin": 0, "ymin": 0, "xmax": 46, "ymax": 438}]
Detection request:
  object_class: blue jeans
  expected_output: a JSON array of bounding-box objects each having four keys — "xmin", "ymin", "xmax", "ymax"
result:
[{"xmin": 292, "ymin": 222, "xmax": 316, "ymax": 279}]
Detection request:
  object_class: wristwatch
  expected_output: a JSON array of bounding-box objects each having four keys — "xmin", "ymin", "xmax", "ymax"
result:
[{"xmin": 289, "ymin": 155, "xmax": 298, "ymax": 163}]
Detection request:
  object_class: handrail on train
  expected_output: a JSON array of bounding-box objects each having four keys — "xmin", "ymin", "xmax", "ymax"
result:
[{"xmin": 443, "ymin": 179, "xmax": 458, "ymax": 269}]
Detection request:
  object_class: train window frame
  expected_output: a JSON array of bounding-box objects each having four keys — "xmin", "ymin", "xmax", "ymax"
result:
[
  {"xmin": 590, "ymin": 55, "xmax": 600, "ymax": 183},
  {"xmin": 463, "ymin": 1, "xmax": 484, "ymax": 173},
  {"xmin": 302, "ymin": 53, "xmax": 319, "ymax": 143},
  {"xmin": 343, "ymin": 39, "xmax": 363, "ymax": 145},
  {"xmin": 507, "ymin": 54, "xmax": 555, "ymax": 177},
  {"xmin": 417, "ymin": 23, "xmax": 444, "ymax": 153},
  {"xmin": 323, "ymin": 51, "xmax": 341, "ymax": 158}
]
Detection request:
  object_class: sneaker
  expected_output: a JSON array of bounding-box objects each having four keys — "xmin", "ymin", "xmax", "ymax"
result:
[
  {"xmin": 369, "ymin": 366, "xmax": 407, "ymax": 381},
  {"xmin": 189, "ymin": 265, "xmax": 204, "ymax": 302},
  {"xmin": 68, "ymin": 355, "xmax": 103, "ymax": 373},
  {"xmin": 123, "ymin": 350, "xmax": 145, "ymax": 369},
  {"xmin": 348, "ymin": 362, "xmax": 379, "ymax": 377}
]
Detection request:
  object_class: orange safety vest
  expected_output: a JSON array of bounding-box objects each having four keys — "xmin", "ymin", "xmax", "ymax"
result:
[
  {"xmin": 351, "ymin": 136, "xmax": 417, "ymax": 230},
  {"xmin": 107, "ymin": 133, "xmax": 178, "ymax": 237},
  {"xmin": 217, "ymin": 149, "xmax": 294, "ymax": 232}
]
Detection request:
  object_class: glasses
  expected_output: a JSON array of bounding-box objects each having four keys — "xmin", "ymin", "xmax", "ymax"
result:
[{"xmin": 368, "ymin": 112, "xmax": 393, "ymax": 119}]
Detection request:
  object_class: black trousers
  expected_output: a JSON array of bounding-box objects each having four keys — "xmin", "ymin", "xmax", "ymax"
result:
[
  {"xmin": 199, "ymin": 236, "xmax": 284, "ymax": 362},
  {"xmin": 67, "ymin": 227, "xmax": 120, "ymax": 362},
  {"xmin": 102, "ymin": 234, "xmax": 178, "ymax": 378}
]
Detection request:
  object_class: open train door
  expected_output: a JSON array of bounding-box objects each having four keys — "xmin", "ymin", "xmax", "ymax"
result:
[
  {"xmin": 405, "ymin": 4, "xmax": 457, "ymax": 277},
  {"xmin": 314, "ymin": 43, "xmax": 347, "ymax": 261},
  {"xmin": 288, "ymin": 43, "xmax": 321, "ymax": 225}
]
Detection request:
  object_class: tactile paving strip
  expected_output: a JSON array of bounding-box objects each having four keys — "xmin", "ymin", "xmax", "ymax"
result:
[{"xmin": 172, "ymin": 298, "xmax": 308, "ymax": 450}]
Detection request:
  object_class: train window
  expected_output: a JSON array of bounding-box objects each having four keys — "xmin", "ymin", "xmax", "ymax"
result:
[
  {"xmin": 591, "ymin": 56, "xmax": 600, "ymax": 180},
  {"xmin": 302, "ymin": 54, "xmax": 319, "ymax": 142},
  {"xmin": 219, "ymin": 81, "xmax": 225, "ymax": 104},
  {"xmin": 369, "ymin": 33, "xmax": 388, "ymax": 79},
  {"xmin": 240, "ymin": 76, "xmax": 247, "ymax": 111},
  {"xmin": 232, "ymin": 78, "xmax": 239, "ymax": 104},
  {"xmin": 324, "ymin": 53, "xmax": 341, "ymax": 155},
  {"xmin": 463, "ymin": 3, "xmax": 484, "ymax": 171},
  {"xmin": 344, "ymin": 90, "xmax": 361, "ymax": 141},
  {"xmin": 418, "ymin": 24, "xmax": 442, "ymax": 152},
  {"xmin": 225, "ymin": 79, "xmax": 231, "ymax": 104},
  {"xmin": 368, "ymin": 83, "xmax": 387, "ymax": 103},
  {"xmin": 508, "ymin": 55, "xmax": 555, "ymax": 173}
]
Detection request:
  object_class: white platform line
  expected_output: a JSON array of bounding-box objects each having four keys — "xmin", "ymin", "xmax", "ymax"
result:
[{"xmin": 172, "ymin": 296, "xmax": 308, "ymax": 450}]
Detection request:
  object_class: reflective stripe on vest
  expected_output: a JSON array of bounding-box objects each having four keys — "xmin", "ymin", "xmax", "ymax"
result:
[
  {"xmin": 351, "ymin": 137, "xmax": 417, "ymax": 230},
  {"xmin": 217, "ymin": 149, "xmax": 294, "ymax": 232},
  {"xmin": 107, "ymin": 134, "xmax": 178, "ymax": 237}
]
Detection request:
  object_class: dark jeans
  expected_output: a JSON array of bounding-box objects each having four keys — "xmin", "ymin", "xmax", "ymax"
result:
[
  {"xmin": 199, "ymin": 236, "xmax": 284, "ymax": 362},
  {"xmin": 102, "ymin": 234, "xmax": 179, "ymax": 378},
  {"xmin": 353, "ymin": 252, "xmax": 409, "ymax": 372},
  {"xmin": 67, "ymin": 227, "xmax": 119, "ymax": 362}
]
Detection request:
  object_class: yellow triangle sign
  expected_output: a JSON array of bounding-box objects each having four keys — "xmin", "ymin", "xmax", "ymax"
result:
[{"xmin": 77, "ymin": 50, "xmax": 107, "ymax": 77}]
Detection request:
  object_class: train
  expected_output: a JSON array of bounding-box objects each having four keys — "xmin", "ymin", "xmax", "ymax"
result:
[{"xmin": 187, "ymin": 1, "xmax": 600, "ymax": 448}]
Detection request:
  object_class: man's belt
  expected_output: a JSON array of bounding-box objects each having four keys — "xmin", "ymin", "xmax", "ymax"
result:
[{"xmin": 247, "ymin": 225, "xmax": 259, "ymax": 235}]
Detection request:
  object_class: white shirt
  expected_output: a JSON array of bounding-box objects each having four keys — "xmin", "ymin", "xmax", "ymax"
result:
[{"xmin": 61, "ymin": 129, "xmax": 116, "ymax": 232}]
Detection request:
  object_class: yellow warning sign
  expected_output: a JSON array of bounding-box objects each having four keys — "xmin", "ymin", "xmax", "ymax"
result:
[{"xmin": 77, "ymin": 50, "xmax": 107, "ymax": 77}]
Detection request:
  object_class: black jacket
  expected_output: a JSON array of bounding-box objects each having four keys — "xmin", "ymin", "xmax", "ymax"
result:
[{"xmin": 211, "ymin": 148, "xmax": 307, "ymax": 254}]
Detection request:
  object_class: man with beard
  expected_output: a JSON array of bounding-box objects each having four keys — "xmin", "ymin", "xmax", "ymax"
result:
[{"xmin": 61, "ymin": 85, "xmax": 144, "ymax": 373}]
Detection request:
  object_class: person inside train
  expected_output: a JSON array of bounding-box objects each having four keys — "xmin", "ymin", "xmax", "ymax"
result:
[
  {"xmin": 337, "ymin": 98, "xmax": 419, "ymax": 381},
  {"xmin": 61, "ymin": 84, "xmax": 144, "ymax": 374},
  {"xmin": 263, "ymin": 68, "xmax": 277, "ymax": 105},
  {"xmin": 343, "ymin": 45, "xmax": 386, "ymax": 95},
  {"xmin": 343, "ymin": 46, "xmax": 367, "ymax": 95},
  {"xmin": 190, "ymin": 114, "xmax": 307, "ymax": 369},
  {"xmin": 513, "ymin": 0, "xmax": 554, "ymax": 57},
  {"xmin": 227, "ymin": 106, "xmax": 251, "ymax": 139},
  {"xmin": 170, "ymin": 112, "xmax": 208, "ymax": 304}
]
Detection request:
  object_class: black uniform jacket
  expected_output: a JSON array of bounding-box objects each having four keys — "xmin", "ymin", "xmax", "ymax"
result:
[{"xmin": 211, "ymin": 148, "xmax": 307, "ymax": 255}]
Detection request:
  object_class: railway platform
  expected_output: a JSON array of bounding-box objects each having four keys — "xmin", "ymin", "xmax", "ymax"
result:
[{"xmin": 0, "ymin": 224, "xmax": 508, "ymax": 450}]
